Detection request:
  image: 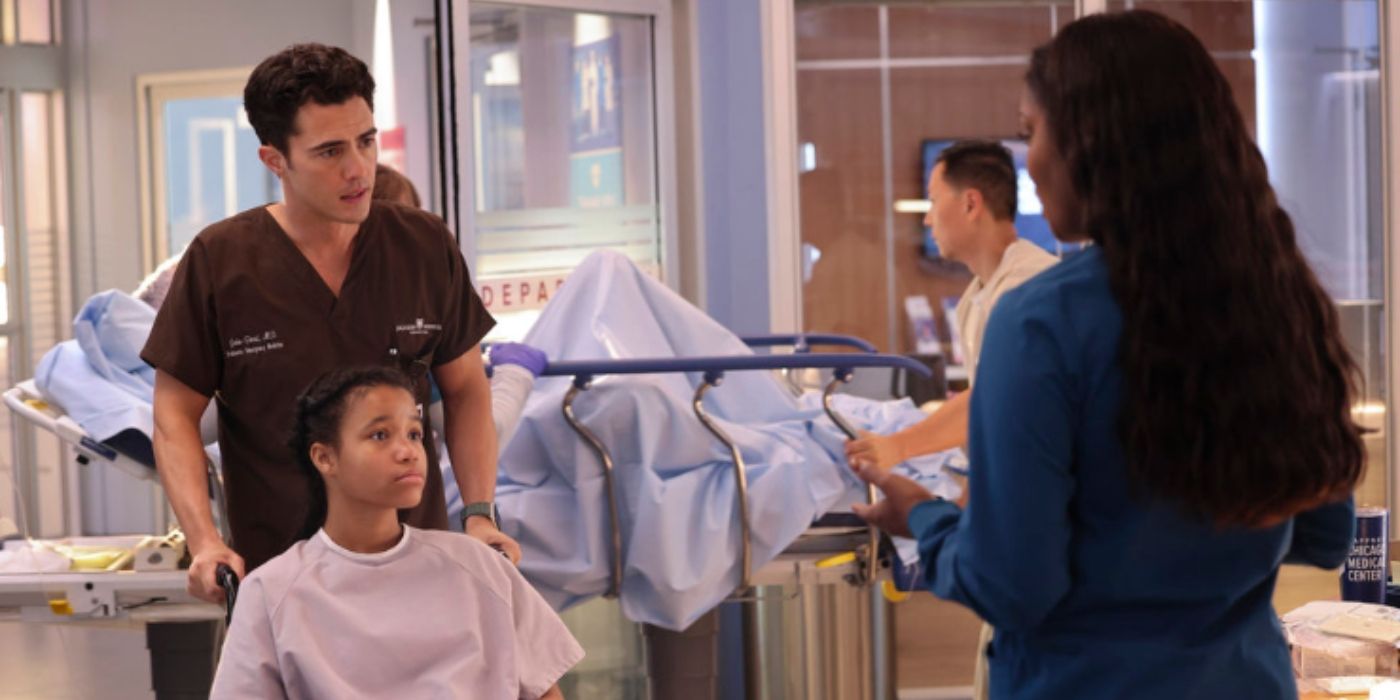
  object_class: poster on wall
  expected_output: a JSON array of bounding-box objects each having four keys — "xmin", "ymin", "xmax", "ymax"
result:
[{"xmin": 570, "ymin": 34, "xmax": 623, "ymax": 209}]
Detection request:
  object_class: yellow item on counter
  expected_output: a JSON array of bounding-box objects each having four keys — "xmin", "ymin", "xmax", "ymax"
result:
[
  {"xmin": 47, "ymin": 598, "xmax": 74, "ymax": 616},
  {"xmin": 67, "ymin": 549, "xmax": 126, "ymax": 571},
  {"xmin": 46, "ymin": 544, "xmax": 128, "ymax": 571},
  {"xmin": 815, "ymin": 551, "xmax": 856, "ymax": 569},
  {"xmin": 34, "ymin": 529, "xmax": 187, "ymax": 572},
  {"xmin": 881, "ymin": 580, "xmax": 911, "ymax": 603}
]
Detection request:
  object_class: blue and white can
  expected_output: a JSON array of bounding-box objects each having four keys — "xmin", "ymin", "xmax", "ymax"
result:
[{"xmin": 1341, "ymin": 506, "xmax": 1388, "ymax": 603}]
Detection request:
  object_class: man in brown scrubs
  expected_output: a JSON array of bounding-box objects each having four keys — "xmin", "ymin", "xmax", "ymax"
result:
[{"xmin": 142, "ymin": 43, "xmax": 518, "ymax": 604}]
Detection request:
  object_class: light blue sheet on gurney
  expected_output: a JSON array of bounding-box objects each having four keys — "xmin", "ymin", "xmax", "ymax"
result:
[
  {"xmin": 496, "ymin": 250, "xmax": 962, "ymax": 630},
  {"xmin": 34, "ymin": 290, "xmax": 221, "ymax": 467},
  {"xmin": 34, "ymin": 290, "xmax": 158, "ymax": 442}
]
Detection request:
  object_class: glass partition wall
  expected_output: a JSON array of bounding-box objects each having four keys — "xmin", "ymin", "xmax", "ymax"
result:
[
  {"xmin": 464, "ymin": 2, "xmax": 669, "ymax": 341},
  {"xmin": 449, "ymin": 5, "xmax": 676, "ymax": 696}
]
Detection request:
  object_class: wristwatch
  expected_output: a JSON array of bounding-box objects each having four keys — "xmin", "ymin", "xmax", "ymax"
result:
[{"xmin": 462, "ymin": 501, "xmax": 500, "ymax": 530}]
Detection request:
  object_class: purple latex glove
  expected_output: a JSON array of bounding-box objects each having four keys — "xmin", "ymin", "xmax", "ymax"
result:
[{"xmin": 489, "ymin": 342, "xmax": 548, "ymax": 377}]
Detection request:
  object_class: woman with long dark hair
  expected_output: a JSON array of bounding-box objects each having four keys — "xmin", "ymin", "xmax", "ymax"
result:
[{"xmin": 855, "ymin": 10, "xmax": 1361, "ymax": 697}]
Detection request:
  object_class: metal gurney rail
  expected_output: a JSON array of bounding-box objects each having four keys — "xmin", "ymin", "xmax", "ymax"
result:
[{"xmin": 541, "ymin": 344, "xmax": 932, "ymax": 598}]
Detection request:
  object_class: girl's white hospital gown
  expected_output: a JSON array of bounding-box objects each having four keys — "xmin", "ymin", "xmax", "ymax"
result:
[{"xmin": 210, "ymin": 525, "xmax": 583, "ymax": 699}]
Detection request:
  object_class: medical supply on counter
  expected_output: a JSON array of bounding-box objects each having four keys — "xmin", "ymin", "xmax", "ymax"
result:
[
  {"xmin": 134, "ymin": 530, "xmax": 186, "ymax": 571},
  {"xmin": 0, "ymin": 530, "xmax": 186, "ymax": 574},
  {"xmin": 1284, "ymin": 601, "xmax": 1400, "ymax": 679},
  {"xmin": 0, "ymin": 543, "xmax": 70, "ymax": 573},
  {"xmin": 1344, "ymin": 507, "xmax": 1389, "ymax": 603},
  {"xmin": 1297, "ymin": 676, "xmax": 1394, "ymax": 697},
  {"xmin": 1319, "ymin": 609, "xmax": 1400, "ymax": 646}
]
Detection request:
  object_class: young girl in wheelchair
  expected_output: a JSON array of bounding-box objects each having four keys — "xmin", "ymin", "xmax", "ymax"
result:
[{"xmin": 211, "ymin": 365, "xmax": 581, "ymax": 699}]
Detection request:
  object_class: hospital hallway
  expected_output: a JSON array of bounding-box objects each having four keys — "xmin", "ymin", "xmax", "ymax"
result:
[{"xmin": 0, "ymin": 0, "xmax": 1393, "ymax": 698}]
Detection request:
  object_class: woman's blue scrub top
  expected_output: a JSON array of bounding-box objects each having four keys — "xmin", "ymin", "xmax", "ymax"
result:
[{"xmin": 909, "ymin": 246, "xmax": 1355, "ymax": 698}]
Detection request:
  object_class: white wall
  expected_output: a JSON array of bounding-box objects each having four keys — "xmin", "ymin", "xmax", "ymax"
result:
[
  {"xmin": 63, "ymin": 0, "xmax": 372, "ymax": 533},
  {"xmin": 66, "ymin": 0, "xmax": 373, "ymax": 298}
]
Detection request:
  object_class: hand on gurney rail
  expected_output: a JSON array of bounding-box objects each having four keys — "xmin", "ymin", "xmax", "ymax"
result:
[
  {"xmin": 187, "ymin": 539, "xmax": 246, "ymax": 605},
  {"xmin": 845, "ymin": 429, "xmax": 906, "ymax": 472},
  {"xmin": 488, "ymin": 343, "xmax": 548, "ymax": 377},
  {"xmin": 850, "ymin": 464, "xmax": 943, "ymax": 539}
]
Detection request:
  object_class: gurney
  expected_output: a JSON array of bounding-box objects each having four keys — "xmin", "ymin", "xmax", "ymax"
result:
[
  {"xmin": 499, "ymin": 251, "xmax": 960, "ymax": 619},
  {"xmin": 0, "ymin": 379, "xmax": 225, "ymax": 624},
  {"xmin": 1, "ymin": 379, "xmax": 229, "ymax": 698},
  {"xmin": 494, "ymin": 251, "xmax": 962, "ymax": 698},
  {"xmin": 0, "ymin": 538, "xmax": 212, "ymax": 624},
  {"xmin": 536, "ymin": 338, "xmax": 935, "ymax": 700},
  {"xmin": 546, "ymin": 337, "xmax": 920, "ymax": 595}
]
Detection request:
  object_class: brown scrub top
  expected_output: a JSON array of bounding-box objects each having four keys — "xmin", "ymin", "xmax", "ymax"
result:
[{"xmin": 141, "ymin": 202, "xmax": 495, "ymax": 571}]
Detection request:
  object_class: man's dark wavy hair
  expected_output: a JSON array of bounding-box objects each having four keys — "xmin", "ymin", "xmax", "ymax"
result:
[
  {"xmin": 1026, "ymin": 10, "xmax": 1363, "ymax": 527},
  {"xmin": 244, "ymin": 43, "xmax": 375, "ymax": 155}
]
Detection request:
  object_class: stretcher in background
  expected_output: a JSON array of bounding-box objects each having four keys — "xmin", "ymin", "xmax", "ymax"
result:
[
  {"xmin": 2, "ymin": 379, "xmax": 230, "ymax": 544},
  {"xmin": 1, "ymin": 379, "xmax": 228, "ymax": 699},
  {"xmin": 543, "ymin": 334, "xmax": 935, "ymax": 700}
]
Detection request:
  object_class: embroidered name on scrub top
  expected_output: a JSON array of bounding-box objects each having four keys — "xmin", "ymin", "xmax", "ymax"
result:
[{"xmin": 224, "ymin": 330, "xmax": 285, "ymax": 359}]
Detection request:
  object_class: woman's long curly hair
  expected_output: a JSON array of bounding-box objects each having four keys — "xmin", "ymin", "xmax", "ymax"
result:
[
  {"xmin": 1026, "ymin": 10, "xmax": 1363, "ymax": 527},
  {"xmin": 288, "ymin": 366, "xmax": 418, "ymax": 543}
]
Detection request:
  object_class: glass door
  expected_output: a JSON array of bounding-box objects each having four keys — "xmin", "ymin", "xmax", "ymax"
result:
[{"xmin": 463, "ymin": 2, "xmax": 671, "ymax": 341}]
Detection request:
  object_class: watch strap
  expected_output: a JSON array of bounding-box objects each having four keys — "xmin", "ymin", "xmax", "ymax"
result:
[{"xmin": 462, "ymin": 501, "xmax": 498, "ymax": 529}]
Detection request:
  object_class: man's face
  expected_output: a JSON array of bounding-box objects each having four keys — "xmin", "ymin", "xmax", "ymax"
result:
[
  {"xmin": 268, "ymin": 96, "xmax": 378, "ymax": 225},
  {"xmin": 925, "ymin": 163, "xmax": 974, "ymax": 263}
]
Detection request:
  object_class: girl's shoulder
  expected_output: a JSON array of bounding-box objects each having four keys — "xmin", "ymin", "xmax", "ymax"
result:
[
  {"xmin": 237, "ymin": 538, "xmax": 317, "ymax": 614},
  {"xmin": 411, "ymin": 529, "xmax": 518, "ymax": 594}
]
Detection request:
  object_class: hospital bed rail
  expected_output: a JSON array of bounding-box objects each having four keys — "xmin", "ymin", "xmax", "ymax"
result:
[
  {"xmin": 742, "ymin": 333, "xmax": 881, "ymax": 396},
  {"xmin": 541, "ymin": 351, "xmax": 931, "ymax": 598},
  {"xmin": 739, "ymin": 333, "xmax": 879, "ymax": 354}
]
